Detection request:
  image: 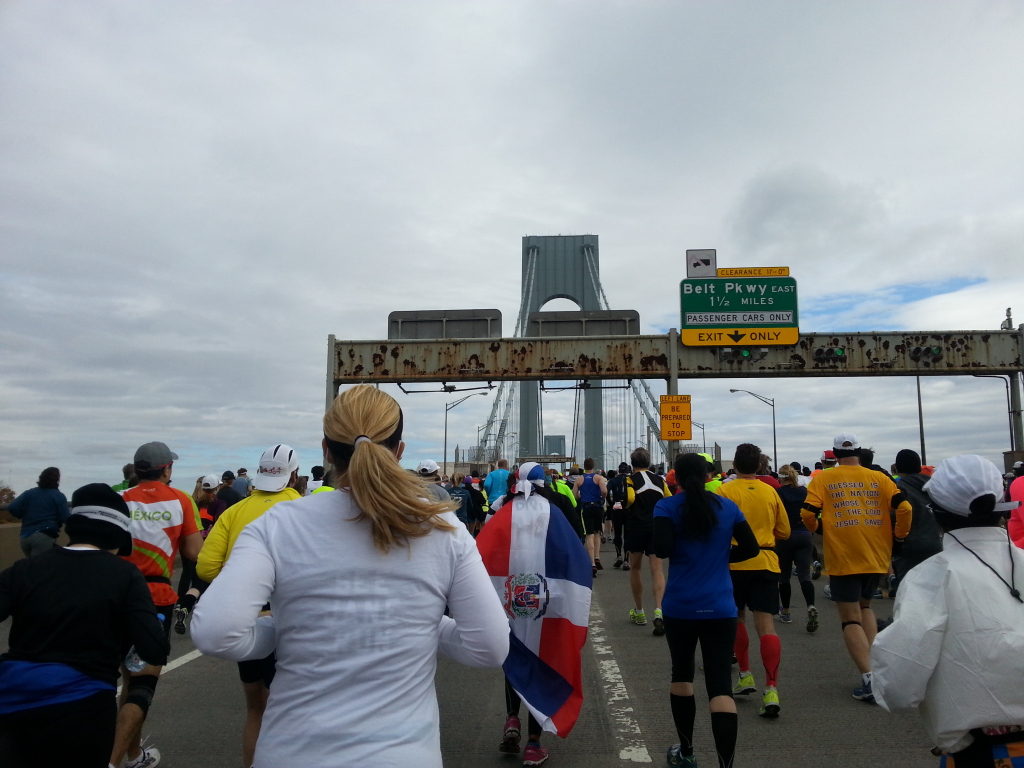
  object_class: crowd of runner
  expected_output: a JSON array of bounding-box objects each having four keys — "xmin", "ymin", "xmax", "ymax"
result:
[{"xmin": 2, "ymin": 383, "xmax": 1024, "ymax": 768}]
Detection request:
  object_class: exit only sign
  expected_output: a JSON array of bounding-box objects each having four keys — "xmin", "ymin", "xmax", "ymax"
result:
[{"xmin": 660, "ymin": 395, "xmax": 692, "ymax": 441}]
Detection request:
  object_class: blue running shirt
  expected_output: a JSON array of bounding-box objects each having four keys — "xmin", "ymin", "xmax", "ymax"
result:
[
  {"xmin": 654, "ymin": 493, "xmax": 745, "ymax": 620},
  {"xmin": 579, "ymin": 474, "xmax": 602, "ymax": 505}
]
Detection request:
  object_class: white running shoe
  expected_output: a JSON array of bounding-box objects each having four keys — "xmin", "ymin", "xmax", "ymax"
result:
[{"xmin": 125, "ymin": 745, "xmax": 160, "ymax": 768}]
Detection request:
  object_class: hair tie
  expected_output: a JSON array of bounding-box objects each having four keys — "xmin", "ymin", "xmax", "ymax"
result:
[{"xmin": 354, "ymin": 435, "xmax": 373, "ymax": 446}]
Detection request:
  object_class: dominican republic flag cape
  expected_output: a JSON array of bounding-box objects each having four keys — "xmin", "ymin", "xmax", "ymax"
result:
[{"xmin": 475, "ymin": 462, "xmax": 593, "ymax": 737}]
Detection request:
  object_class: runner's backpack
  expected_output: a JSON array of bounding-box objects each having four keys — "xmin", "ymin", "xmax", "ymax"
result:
[{"xmin": 448, "ymin": 486, "xmax": 473, "ymax": 525}]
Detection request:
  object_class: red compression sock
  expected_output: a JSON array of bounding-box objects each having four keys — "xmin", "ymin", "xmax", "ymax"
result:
[
  {"xmin": 734, "ymin": 622, "xmax": 750, "ymax": 672},
  {"xmin": 760, "ymin": 633, "xmax": 781, "ymax": 688}
]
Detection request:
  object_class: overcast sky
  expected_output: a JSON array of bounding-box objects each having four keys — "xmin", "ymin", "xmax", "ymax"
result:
[{"xmin": 2, "ymin": 1, "xmax": 1023, "ymax": 494}]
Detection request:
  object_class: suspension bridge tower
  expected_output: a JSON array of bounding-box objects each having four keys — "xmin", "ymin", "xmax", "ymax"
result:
[{"xmin": 518, "ymin": 235, "xmax": 605, "ymax": 462}]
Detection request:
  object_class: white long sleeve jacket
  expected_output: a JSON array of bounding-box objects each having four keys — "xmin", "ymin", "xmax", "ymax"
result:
[{"xmin": 191, "ymin": 490, "xmax": 509, "ymax": 768}]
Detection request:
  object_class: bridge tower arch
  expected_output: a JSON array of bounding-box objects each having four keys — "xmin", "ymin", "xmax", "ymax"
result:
[{"xmin": 519, "ymin": 235, "xmax": 605, "ymax": 464}]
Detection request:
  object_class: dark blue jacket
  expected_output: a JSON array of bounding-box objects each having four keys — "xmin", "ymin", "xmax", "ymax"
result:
[{"xmin": 9, "ymin": 488, "xmax": 69, "ymax": 539}]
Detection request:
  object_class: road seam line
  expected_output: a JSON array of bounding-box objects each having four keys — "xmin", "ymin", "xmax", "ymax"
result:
[{"xmin": 590, "ymin": 596, "xmax": 653, "ymax": 763}]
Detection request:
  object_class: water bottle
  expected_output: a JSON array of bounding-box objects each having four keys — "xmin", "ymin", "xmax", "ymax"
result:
[{"xmin": 125, "ymin": 613, "xmax": 164, "ymax": 672}]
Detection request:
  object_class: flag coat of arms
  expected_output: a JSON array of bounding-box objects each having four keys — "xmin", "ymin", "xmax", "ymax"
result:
[{"xmin": 476, "ymin": 465, "xmax": 593, "ymax": 738}]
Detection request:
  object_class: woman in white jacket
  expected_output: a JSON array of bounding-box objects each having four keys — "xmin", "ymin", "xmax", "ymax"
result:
[
  {"xmin": 192, "ymin": 385, "xmax": 509, "ymax": 767},
  {"xmin": 872, "ymin": 454, "xmax": 1024, "ymax": 767}
]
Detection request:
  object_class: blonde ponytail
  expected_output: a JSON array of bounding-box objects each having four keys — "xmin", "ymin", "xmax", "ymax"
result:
[
  {"xmin": 324, "ymin": 385, "xmax": 456, "ymax": 553},
  {"xmin": 778, "ymin": 464, "xmax": 799, "ymax": 487}
]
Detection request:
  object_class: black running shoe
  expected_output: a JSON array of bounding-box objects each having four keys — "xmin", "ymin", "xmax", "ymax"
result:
[
  {"xmin": 173, "ymin": 605, "xmax": 188, "ymax": 635},
  {"xmin": 652, "ymin": 609, "xmax": 665, "ymax": 636}
]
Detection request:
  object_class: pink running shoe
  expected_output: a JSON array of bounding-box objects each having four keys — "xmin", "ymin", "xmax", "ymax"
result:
[
  {"xmin": 523, "ymin": 741, "xmax": 549, "ymax": 766},
  {"xmin": 499, "ymin": 715, "xmax": 521, "ymax": 753}
]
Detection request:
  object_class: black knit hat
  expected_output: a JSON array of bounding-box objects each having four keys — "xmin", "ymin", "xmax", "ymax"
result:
[
  {"xmin": 894, "ymin": 449, "xmax": 922, "ymax": 475},
  {"xmin": 67, "ymin": 483, "xmax": 133, "ymax": 556}
]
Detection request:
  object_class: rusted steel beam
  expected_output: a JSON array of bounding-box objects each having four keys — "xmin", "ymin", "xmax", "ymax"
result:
[{"xmin": 330, "ymin": 331, "xmax": 1023, "ymax": 384}]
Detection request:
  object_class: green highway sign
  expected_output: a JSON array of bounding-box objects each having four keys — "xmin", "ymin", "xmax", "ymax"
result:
[{"xmin": 680, "ymin": 276, "xmax": 799, "ymax": 346}]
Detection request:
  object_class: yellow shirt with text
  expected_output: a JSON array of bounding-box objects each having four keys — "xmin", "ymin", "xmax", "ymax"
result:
[{"xmin": 802, "ymin": 465, "xmax": 911, "ymax": 576}]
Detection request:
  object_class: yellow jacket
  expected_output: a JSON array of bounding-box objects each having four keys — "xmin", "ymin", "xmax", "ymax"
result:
[{"xmin": 196, "ymin": 487, "xmax": 302, "ymax": 583}]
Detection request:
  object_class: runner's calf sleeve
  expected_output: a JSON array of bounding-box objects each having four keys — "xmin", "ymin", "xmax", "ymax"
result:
[
  {"xmin": 669, "ymin": 694, "xmax": 696, "ymax": 755},
  {"xmin": 178, "ymin": 593, "xmax": 198, "ymax": 612},
  {"xmin": 125, "ymin": 675, "xmax": 159, "ymax": 717},
  {"xmin": 759, "ymin": 634, "xmax": 781, "ymax": 688},
  {"xmin": 734, "ymin": 622, "xmax": 750, "ymax": 672},
  {"xmin": 710, "ymin": 711, "xmax": 738, "ymax": 768},
  {"xmin": 841, "ymin": 621, "xmax": 861, "ymax": 630}
]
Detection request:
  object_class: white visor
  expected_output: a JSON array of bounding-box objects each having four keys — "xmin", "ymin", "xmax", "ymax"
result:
[{"xmin": 70, "ymin": 505, "xmax": 131, "ymax": 532}]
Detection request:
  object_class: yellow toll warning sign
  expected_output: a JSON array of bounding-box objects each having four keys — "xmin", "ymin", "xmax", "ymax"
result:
[
  {"xmin": 681, "ymin": 328, "xmax": 799, "ymax": 346},
  {"xmin": 717, "ymin": 267, "xmax": 790, "ymax": 277},
  {"xmin": 660, "ymin": 395, "xmax": 692, "ymax": 441}
]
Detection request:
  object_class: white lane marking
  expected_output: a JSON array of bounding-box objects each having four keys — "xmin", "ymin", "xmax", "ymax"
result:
[
  {"xmin": 117, "ymin": 649, "xmax": 204, "ymax": 694},
  {"xmin": 163, "ymin": 648, "xmax": 203, "ymax": 673},
  {"xmin": 590, "ymin": 597, "xmax": 652, "ymax": 763}
]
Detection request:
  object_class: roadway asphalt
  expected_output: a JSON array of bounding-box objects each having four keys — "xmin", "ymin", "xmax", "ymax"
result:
[{"xmin": 1, "ymin": 541, "xmax": 940, "ymax": 767}]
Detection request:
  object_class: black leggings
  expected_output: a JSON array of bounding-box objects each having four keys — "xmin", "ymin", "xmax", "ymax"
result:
[
  {"xmin": 175, "ymin": 557, "xmax": 209, "ymax": 603},
  {"xmin": 776, "ymin": 531, "xmax": 815, "ymax": 609},
  {"xmin": 663, "ymin": 616, "xmax": 737, "ymax": 699},
  {"xmin": 504, "ymin": 678, "xmax": 541, "ymax": 739},
  {"xmin": 0, "ymin": 690, "xmax": 116, "ymax": 768},
  {"xmin": 612, "ymin": 508, "xmax": 626, "ymax": 555}
]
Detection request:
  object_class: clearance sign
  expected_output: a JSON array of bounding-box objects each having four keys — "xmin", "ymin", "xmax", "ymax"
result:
[
  {"xmin": 660, "ymin": 395, "xmax": 691, "ymax": 441},
  {"xmin": 680, "ymin": 276, "xmax": 799, "ymax": 346}
]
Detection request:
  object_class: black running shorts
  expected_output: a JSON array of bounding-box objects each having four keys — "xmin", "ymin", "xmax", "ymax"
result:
[
  {"xmin": 828, "ymin": 573, "xmax": 885, "ymax": 603},
  {"xmin": 237, "ymin": 652, "xmax": 277, "ymax": 688},
  {"xmin": 581, "ymin": 504, "xmax": 604, "ymax": 536},
  {"xmin": 623, "ymin": 527, "xmax": 655, "ymax": 556},
  {"xmin": 730, "ymin": 569, "xmax": 781, "ymax": 614}
]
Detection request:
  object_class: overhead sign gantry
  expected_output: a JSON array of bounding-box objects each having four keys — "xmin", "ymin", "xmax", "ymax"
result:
[
  {"xmin": 328, "ymin": 330, "xmax": 1022, "ymax": 386},
  {"xmin": 328, "ymin": 248, "xmax": 1024, "ymax": 466}
]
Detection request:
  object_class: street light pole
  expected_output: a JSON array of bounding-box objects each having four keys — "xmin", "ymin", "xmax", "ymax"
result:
[
  {"xmin": 730, "ymin": 389, "xmax": 777, "ymax": 471},
  {"xmin": 693, "ymin": 422, "xmax": 706, "ymax": 454},
  {"xmin": 916, "ymin": 376, "xmax": 927, "ymax": 464},
  {"xmin": 1000, "ymin": 308, "xmax": 1024, "ymax": 452},
  {"xmin": 444, "ymin": 393, "xmax": 488, "ymax": 477}
]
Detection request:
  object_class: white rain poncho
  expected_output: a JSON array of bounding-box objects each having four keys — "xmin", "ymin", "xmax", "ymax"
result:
[{"xmin": 871, "ymin": 527, "xmax": 1024, "ymax": 752}]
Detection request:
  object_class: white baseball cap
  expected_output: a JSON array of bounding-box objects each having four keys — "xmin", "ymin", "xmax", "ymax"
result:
[
  {"xmin": 201, "ymin": 474, "xmax": 220, "ymax": 490},
  {"xmin": 253, "ymin": 444, "xmax": 299, "ymax": 492},
  {"xmin": 924, "ymin": 454, "xmax": 1019, "ymax": 517},
  {"xmin": 832, "ymin": 433, "xmax": 860, "ymax": 450},
  {"xmin": 416, "ymin": 460, "xmax": 440, "ymax": 475}
]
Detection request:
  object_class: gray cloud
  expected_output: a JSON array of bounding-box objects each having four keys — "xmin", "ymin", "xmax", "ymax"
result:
[{"xmin": 2, "ymin": 2, "xmax": 1023, "ymax": 492}]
